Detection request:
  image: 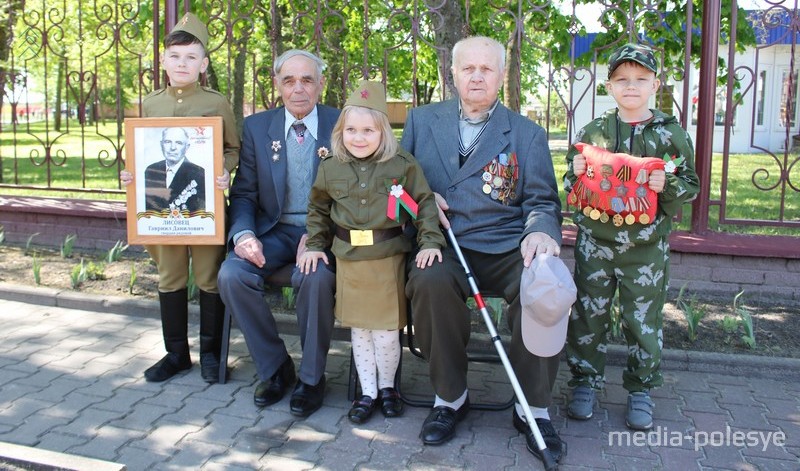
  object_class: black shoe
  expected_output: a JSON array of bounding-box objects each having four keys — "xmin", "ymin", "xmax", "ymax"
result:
[
  {"xmin": 512, "ymin": 409, "xmax": 566, "ymax": 463},
  {"xmin": 348, "ymin": 395, "xmax": 376, "ymax": 424},
  {"xmin": 419, "ymin": 397, "xmax": 470, "ymax": 445},
  {"xmin": 144, "ymin": 353, "xmax": 191, "ymax": 382},
  {"xmin": 254, "ymin": 356, "xmax": 296, "ymax": 407},
  {"xmin": 200, "ymin": 353, "xmax": 220, "ymax": 383},
  {"xmin": 378, "ymin": 387, "xmax": 404, "ymax": 418},
  {"xmin": 290, "ymin": 376, "xmax": 326, "ymax": 417}
]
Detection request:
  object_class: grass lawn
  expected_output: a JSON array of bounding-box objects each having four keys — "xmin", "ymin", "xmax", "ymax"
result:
[{"xmin": 2, "ymin": 120, "xmax": 797, "ymax": 234}]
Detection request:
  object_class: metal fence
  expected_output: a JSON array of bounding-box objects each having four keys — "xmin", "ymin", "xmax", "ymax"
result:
[{"xmin": 0, "ymin": 0, "xmax": 798, "ymax": 236}]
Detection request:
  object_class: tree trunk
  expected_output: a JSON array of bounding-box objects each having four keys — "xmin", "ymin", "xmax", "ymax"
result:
[
  {"xmin": 429, "ymin": 0, "xmax": 465, "ymax": 101},
  {"xmin": 232, "ymin": 39, "xmax": 248, "ymax": 135},
  {"xmin": 504, "ymin": 32, "xmax": 521, "ymax": 113},
  {"xmin": 0, "ymin": 0, "xmax": 25, "ymax": 181}
]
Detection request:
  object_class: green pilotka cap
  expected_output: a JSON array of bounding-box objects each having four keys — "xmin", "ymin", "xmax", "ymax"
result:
[
  {"xmin": 344, "ymin": 80, "xmax": 389, "ymax": 116},
  {"xmin": 608, "ymin": 43, "xmax": 658, "ymax": 78},
  {"xmin": 169, "ymin": 12, "xmax": 209, "ymax": 49}
]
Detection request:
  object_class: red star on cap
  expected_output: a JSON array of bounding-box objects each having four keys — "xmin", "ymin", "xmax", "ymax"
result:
[{"xmin": 360, "ymin": 89, "xmax": 369, "ymax": 99}]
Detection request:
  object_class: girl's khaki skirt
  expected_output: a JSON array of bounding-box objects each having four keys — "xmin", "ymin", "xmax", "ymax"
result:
[{"xmin": 335, "ymin": 253, "xmax": 407, "ymax": 330}]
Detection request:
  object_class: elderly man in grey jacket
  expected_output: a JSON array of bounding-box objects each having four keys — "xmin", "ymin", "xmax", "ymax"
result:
[{"xmin": 400, "ymin": 36, "xmax": 565, "ymax": 464}]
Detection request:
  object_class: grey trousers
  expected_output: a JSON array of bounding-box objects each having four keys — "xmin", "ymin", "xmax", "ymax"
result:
[{"xmin": 217, "ymin": 223, "xmax": 336, "ymax": 385}]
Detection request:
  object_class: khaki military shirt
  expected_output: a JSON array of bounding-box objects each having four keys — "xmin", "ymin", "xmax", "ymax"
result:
[
  {"xmin": 142, "ymin": 82, "xmax": 240, "ymax": 172},
  {"xmin": 306, "ymin": 149, "xmax": 445, "ymax": 260}
]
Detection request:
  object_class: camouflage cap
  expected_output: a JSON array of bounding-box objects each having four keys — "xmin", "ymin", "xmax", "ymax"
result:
[
  {"xmin": 344, "ymin": 79, "xmax": 388, "ymax": 116},
  {"xmin": 608, "ymin": 43, "xmax": 658, "ymax": 78},
  {"xmin": 169, "ymin": 12, "xmax": 209, "ymax": 49}
]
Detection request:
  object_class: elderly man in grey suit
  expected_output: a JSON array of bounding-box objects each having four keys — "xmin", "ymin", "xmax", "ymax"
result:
[
  {"xmin": 400, "ymin": 36, "xmax": 565, "ymax": 463},
  {"xmin": 218, "ymin": 49, "xmax": 340, "ymax": 418}
]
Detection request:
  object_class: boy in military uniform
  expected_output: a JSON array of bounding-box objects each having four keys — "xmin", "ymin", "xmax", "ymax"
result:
[
  {"xmin": 563, "ymin": 43, "xmax": 699, "ymax": 430},
  {"xmin": 122, "ymin": 12, "xmax": 240, "ymax": 383}
]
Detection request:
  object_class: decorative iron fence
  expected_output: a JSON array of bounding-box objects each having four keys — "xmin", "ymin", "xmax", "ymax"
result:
[{"xmin": 0, "ymin": 0, "xmax": 797, "ymax": 235}]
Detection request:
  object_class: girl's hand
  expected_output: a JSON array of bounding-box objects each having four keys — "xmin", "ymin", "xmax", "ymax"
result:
[
  {"xmin": 572, "ymin": 154, "xmax": 586, "ymax": 176},
  {"xmin": 649, "ymin": 169, "xmax": 666, "ymax": 193},
  {"xmin": 120, "ymin": 170, "xmax": 133, "ymax": 186},
  {"xmin": 297, "ymin": 250, "xmax": 328, "ymax": 274},
  {"xmin": 216, "ymin": 168, "xmax": 231, "ymax": 190},
  {"xmin": 415, "ymin": 248, "xmax": 442, "ymax": 268}
]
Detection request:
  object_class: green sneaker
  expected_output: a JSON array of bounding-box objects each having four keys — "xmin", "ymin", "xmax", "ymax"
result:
[
  {"xmin": 567, "ymin": 385, "xmax": 595, "ymax": 420},
  {"xmin": 626, "ymin": 391, "xmax": 654, "ymax": 430}
]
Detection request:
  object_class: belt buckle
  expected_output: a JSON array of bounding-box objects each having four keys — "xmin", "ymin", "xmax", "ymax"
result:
[{"xmin": 350, "ymin": 229, "xmax": 373, "ymax": 246}]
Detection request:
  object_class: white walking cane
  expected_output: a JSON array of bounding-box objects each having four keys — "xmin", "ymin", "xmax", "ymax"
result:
[{"xmin": 445, "ymin": 226, "xmax": 558, "ymax": 471}]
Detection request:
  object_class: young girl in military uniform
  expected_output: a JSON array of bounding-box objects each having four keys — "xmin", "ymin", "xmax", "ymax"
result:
[
  {"xmin": 121, "ymin": 13, "xmax": 240, "ymax": 383},
  {"xmin": 298, "ymin": 80, "xmax": 444, "ymax": 424}
]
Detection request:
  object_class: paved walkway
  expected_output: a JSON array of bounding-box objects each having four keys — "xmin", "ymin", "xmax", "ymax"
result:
[{"xmin": 0, "ymin": 294, "xmax": 798, "ymax": 470}]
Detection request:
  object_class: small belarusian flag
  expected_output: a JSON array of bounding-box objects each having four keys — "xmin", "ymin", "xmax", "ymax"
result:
[{"xmin": 386, "ymin": 177, "xmax": 419, "ymax": 222}]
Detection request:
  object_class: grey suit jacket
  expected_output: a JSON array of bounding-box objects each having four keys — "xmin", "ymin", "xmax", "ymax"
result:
[
  {"xmin": 228, "ymin": 104, "xmax": 341, "ymax": 246},
  {"xmin": 400, "ymin": 99, "xmax": 562, "ymax": 253}
]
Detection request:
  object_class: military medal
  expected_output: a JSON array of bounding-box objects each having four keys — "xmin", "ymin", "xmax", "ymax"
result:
[
  {"xmin": 482, "ymin": 172, "xmax": 492, "ymax": 182},
  {"xmin": 482, "ymin": 184, "xmax": 492, "ymax": 194},
  {"xmin": 583, "ymin": 206, "xmax": 593, "ymax": 217},
  {"xmin": 639, "ymin": 214, "xmax": 651, "ymax": 224},
  {"xmin": 271, "ymin": 140, "xmax": 281, "ymax": 162},
  {"xmin": 490, "ymin": 189, "xmax": 499, "ymax": 200},
  {"xmin": 613, "ymin": 214, "xmax": 624, "ymax": 226},
  {"xmin": 599, "ymin": 212, "xmax": 610, "ymax": 223},
  {"xmin": 590, "ymin": 208, "xmax": 601, "ymax": 220},
  {"xmin": 625, "ymin": 214, "xmax": 636, "ymax": 225}
]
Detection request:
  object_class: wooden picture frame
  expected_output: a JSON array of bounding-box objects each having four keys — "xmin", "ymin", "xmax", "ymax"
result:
[{"xmin": 124, "ymin": 116, "xmax": 224, "ymax": 245}]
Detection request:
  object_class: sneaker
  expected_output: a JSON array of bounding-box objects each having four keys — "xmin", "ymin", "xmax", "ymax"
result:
[
  {"xmin": 626, "ymin": 391, "xmax": 654, "ymax": 431},
  {"xmin": 567, "ymin": 385, "xmax": 595, "ymax": 420}
]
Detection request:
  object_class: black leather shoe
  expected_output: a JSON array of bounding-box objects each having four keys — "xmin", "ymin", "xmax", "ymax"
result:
[
  {"xmin": 254, "ymin": 356, "xmax": 296, "ymax": 408},
  {"xmin": 512, "ymin": 409, "xmax": 566, "ymax": 463},
  {"xmin": 419, "ymin": 397, "xmax": 470, "ymax": 445},
  {"xmin": 378, "ymin": 387, "xmax": 404, "ymax": 418},
  {"xmin": 348, "ymin": 395, "xmax": 376, "ymax": 424},
  {"xmin": 144, "ymin": 353, "xmax": 191, "ymax": 382},
  {"xmin": 200, "ymin": 353, "xmax": 220, "ymax": 383},
  {"xmin": 290, "ymin": 375, "xmax": 326, "ymax": 417}
]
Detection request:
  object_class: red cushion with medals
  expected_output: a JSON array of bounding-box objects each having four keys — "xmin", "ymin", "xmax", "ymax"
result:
[{"xmin": 567, "ymin": 143, "xmax": 665, "ymax": 226}]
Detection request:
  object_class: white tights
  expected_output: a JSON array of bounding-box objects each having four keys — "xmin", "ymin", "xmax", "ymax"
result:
[{"xmin": 351, "ymin": 327, "xmax": 401, "ymax": 399}]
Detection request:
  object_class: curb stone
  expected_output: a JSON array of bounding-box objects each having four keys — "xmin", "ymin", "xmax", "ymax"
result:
[{"xmin": 2, "ymin": 281, "xmax": 798, "ymax": 381}]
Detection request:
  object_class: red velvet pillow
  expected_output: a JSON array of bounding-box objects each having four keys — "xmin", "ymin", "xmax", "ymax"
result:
[{"xmin": 568, "ymin": 143, "xmax": 665, "ymax": 226}]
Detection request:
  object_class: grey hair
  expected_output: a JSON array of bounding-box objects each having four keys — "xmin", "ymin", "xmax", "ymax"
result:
[
  {"xmin": 274, "ymin": 49, "xmax": 327, "ymax": 77},
  {"xmin": 452, "ymin": 36, "xmax": 506, "ymax": 72},
  {"xmin": 161, "ymin": 126, "xmax": 189, "ymax": 141}
]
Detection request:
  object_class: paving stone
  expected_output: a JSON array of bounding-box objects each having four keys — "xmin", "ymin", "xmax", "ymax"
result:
[
  {"xmin": 0, "ymin": 411, "xmax": 72, "ymax": 443},
  {"xmin": 107, "ymin": 403, "xmax": 172, "ymax": 432},
  {"xmin": 50, "ymin": 407, "xmax": 125, "ymax": 438},
  {"xmin": 651, "ymin": 444, "xmax": 703, "ymax": 468},
  {"xmin": 0, "ymin": 396, "xmax": 54, "ymax": 425},
  {"xmin": 113, "ymin": 446, "xmax": 171, "ymax": 470},
  {"xmin": 314, "ymin": 446, "xmax": 371, "ymax": 469},
  {"xmin": 184, "ymin": 412, "xmax": 257, "ymax": 445},
  {"xmin": 28, "ymin": 376, "xmax": 87, "ymax": 403},
  {"xmin": 39, "ymin": 391, "xmax": 106, "ymax": 419},
  {"xmin": 717, "ymin": 402, "xmax": 772, "ymax": 430},
  {"xmin": 34, "ymin": 431, "xmax": 92, "ymax": 453},
  {"xmin": 125, "ymin": 420, "xmax": 203, "ymax": 455},
  {"xmin": 67, "ymin": 425, "xmax": 146, "ymax": 461},
  {"xmin": 162, "ymin": 439, "xmax": 229, "ymax": 468}
]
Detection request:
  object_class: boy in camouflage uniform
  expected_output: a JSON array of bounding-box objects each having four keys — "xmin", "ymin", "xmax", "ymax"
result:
[{"xmin": 563, "ymin": 43, "xmax": 699, "ymax": 430}]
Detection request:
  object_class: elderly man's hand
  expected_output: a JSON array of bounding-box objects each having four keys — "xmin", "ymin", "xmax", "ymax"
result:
[
  {"xmin": 234, "ymin": 234, "xmax": 266, "ymax": 268},
  {"xmin": 520, "ymin": 232, "xmax": 560, "ymax": 267},
  {"xmin": 433, "ymin": 192, "xmax": 451, "ymax": 229}
]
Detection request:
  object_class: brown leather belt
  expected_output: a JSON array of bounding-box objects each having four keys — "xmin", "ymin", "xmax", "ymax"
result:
[{"xmin": 335, "ymin": 225, "xmax": 402, "ymax": 245}]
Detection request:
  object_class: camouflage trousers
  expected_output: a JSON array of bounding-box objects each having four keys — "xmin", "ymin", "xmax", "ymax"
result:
[{"xmin": 566, "ymin": 229, "xmax": 669, "ymax": 393}]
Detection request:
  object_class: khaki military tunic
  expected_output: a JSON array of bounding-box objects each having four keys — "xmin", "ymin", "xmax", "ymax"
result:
[
  {"xmin": 140, "ymin": 82, "xmax": 241, "ymax": 292},
  {"xmin": 306, "ymin": 150, "xmax": 445, "ymax": 329}
]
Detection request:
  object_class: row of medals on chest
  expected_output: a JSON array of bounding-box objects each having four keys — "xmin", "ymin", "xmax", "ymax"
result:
[
  {"xmin": 570, "ymin": 163, "xmax": 652, "ymax": 226},
  {"xmin": 480, "ymin": 155, "xmax": 518, "ymax": 202}
]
